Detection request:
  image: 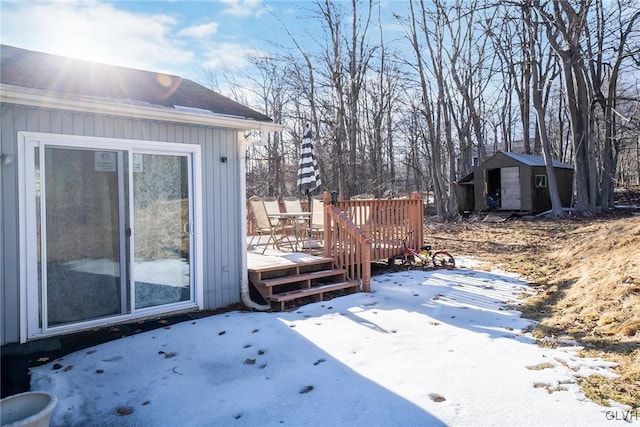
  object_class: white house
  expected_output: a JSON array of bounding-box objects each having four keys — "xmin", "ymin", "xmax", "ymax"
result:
[{"xmin": 0, "ymin": 45, "xmax": 281, "ymax": 344}]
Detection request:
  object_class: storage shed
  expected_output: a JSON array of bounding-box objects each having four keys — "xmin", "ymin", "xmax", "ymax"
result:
[
  {"xmin": 0, "ymin": 45, "xmax": 281, "ymax": 344},
  {"xmin": 457, "ymin": 151, "xmax": 574, "ymax": 213}
]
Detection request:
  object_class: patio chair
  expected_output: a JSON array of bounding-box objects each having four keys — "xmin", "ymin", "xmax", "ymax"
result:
[
  {"xmin": 309, "ymin": 197, "xmax": 325, "ymax": 242},
  {"xmin": 283, "ymin": 197, "xmax": 303, "ymax": 214},
  {"xmin": 262, "ymin": 197, "xmax": 281, "ymax": 226},
  {"xmin": 248, "ymin": 196, "xmax": 293, "ymax": 254},
  {"xmin": 284, "ymin": 197, "xmax": 311, "ymax": 248},
  {"xmin": 283, "ymin": 197, "xmax": 308, "ymax": 225}
]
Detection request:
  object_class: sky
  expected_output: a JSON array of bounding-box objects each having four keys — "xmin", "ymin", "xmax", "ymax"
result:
[
  {"xmin": 0, "ymin": 0, "xmax": 285, "ymax": 82},
  {"xmin": 0, "ymin": 0, "xmax": 404, "ymax": 86},
  {"xmin": 29, "ymin": 254, "xmax": 637, "ymax": 427}
]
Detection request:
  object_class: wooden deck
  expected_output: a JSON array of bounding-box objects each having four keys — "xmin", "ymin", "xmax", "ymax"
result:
[
  {"xmin": 248, "ymin": 243, "xmax": 359, "ymax": 311},
  {"xmin": 246, "ymin": 192, "xmax": 425, "ymax": 310}
]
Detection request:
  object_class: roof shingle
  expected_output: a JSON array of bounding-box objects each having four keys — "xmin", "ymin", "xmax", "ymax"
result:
[{"xmin": 0, "ymin": 44, "xmax": 273, "ymax": 123}]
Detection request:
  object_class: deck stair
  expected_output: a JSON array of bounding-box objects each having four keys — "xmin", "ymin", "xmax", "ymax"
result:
[{"xmin": 248, "ymin": 257, "xmax": 360, "ymax": 311}]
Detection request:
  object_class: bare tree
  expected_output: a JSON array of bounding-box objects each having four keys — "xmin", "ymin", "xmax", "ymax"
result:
[
  {"xmin": 203, "ymin": 0, "xmax": 639, "ymax": 217},
  {"xmin": 533, "ymin": 0, "xmax": 597, "ymax": 215},
  {"xmin": 522, "ymin": 3, "xmax": 565, "ymax": 217},
  {"xmin": 487, "ymin": 5, "xmax": 534, "ymax": 154},
  {"xmin": 586, "ymin": 0, "xmax": 640, "ymax": 208}
]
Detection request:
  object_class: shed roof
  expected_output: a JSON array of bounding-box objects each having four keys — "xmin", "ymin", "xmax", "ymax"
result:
[
  {"xmin": 499, "ymin": 151, "xmax": 573, "ymax": 169},
  {"xmin": 0, "ymin": 45, "xmax": 279, "ymax": 130}
]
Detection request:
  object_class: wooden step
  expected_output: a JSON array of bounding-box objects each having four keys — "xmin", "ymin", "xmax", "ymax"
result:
[
  {"xmin": 268, "ymin": 281, "xmax": 360, "ymax": 311},
  {"xmin": 248, "ymin": 257, "xmax": 335, "ymax": 275},
  {"xmin": 255, "ymin": 269, "xmax": 346, "ymax": 287},
  {"xmin": 248, "ymin": 255, "xmax": 360, "ymax": 311}
]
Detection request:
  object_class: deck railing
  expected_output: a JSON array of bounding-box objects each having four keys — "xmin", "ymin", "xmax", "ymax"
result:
[
  {"xmin": 332, "ymin": 192, "xmax": 424, "ymax": 263},
  {"xmin": 321, "ymin": 192, "xmax": 424, "ymax": 292},
  {"xmin": 322, "ymin": 201, "xmax": 373, "ymax": 292},
  {"xmin": 247, "ymin": 191, "xmax": 425, "ymax": 292}
]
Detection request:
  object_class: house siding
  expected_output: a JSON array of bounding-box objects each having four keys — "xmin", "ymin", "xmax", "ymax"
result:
[{"xmin": 0, "ymin": 103, "xmax": 243, "ymax": 344}]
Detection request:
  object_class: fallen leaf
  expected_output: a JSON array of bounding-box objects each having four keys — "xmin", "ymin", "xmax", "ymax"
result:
[
  {"xmin": 218, "ymin": 331, "xmax": 226, "ymax": 336},
  {"xmin": 244, "ymin": 358, "xmax": 256, "ymax": 365},
  {"xmin": 429, "ymin": 393, "xmax": 446, "ymax": 403},
  {"xmin": 63, "ymin": 365, "xmax": 73, "ymax": 372},
  {"xmin": 116, "ymin": 406, "xmax": 133, "ymax": 416},
  {"xmin": 300, "ymin": 385, "xmax": 314, "ymax": 394}
]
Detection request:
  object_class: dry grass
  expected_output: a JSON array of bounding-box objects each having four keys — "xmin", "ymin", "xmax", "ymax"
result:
[{"xmin": 424, "ymin": 206, "xmax": 640, "ymax": 409}]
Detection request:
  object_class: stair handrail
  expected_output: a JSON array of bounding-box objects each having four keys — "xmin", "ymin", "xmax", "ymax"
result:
[{"xmin": 322, "ymin": 193, "xmax": 372, "ymax": 292}]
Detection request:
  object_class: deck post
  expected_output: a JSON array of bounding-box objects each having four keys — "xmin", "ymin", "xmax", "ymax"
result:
[
  {"xmin": 361, "ymin": 243, "xmax": 371, "ymax": 292},
  {"xmin": 322, "ymin": 191, "xmax": 332, "ymax": 258},
  {"xmin": 411, "ymin": 191, "xmax": 424, "ymax": 248}
]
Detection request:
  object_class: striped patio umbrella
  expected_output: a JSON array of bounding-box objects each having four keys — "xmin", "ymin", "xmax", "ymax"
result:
[
  {"xmin": 297, "ymin": 124, "xmax": 321, "ymax": 249},
  {"xmin": 297, "ymin": 124, "xmax": 321, "ymax": 195}
]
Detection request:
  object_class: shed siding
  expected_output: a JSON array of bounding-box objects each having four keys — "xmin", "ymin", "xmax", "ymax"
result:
[
  {"xmin": 520, "ymin": 166, "xmax": 533, "ymax": 212},
  {"xmin": 0, "ymin": 103, "xmax": 242, "ymax": 344},
  {"xmin": 471, "ymin": 152, "xmax": 573, "ymax": 213}
]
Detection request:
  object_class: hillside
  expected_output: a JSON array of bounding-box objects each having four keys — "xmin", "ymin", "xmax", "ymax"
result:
[{"xmin": 425, "ymin": 208, "xmax": 640, "ymax": 409}]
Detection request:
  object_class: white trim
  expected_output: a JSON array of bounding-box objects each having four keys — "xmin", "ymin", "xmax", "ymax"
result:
[
  {"xmin": 117, "ymin": 152, "xmax": 128, "ymax": 315},
  {"xmin": 27, "ymin": 303, "xmax": 200, "ymax": 340},
  {"xmin": 192, "ymin": 146, "xmax": 205, "ymax": 308},
  {"xmin": 17, "ymin": 134, "xmax": 29, "ymax": 342},
  {"xmin": 1, "ymin": 84, "xmax": 283, "ymax": 132},
  {"xmin": 18, "ymin": 131, "xmax": 204, "ymax": 341}
]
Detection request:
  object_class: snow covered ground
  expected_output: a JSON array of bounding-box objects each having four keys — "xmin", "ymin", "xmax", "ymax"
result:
[{"xmin": 31, "ymin": 259, "xmax": 637, "ymax": 426}]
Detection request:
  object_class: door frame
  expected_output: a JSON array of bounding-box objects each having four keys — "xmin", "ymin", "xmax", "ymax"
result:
[{"xmin": 18, "ymin": 131, "xmax": 204, "ymax": 342}]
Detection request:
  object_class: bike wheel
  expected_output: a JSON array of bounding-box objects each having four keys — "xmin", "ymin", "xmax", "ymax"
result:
[
  {"xmin": 388, "ymin": 254, "xmax": 413, "ymax": 271},
  {"xmin": 432, "ymin": 251, "xmax": 455, "ymax": 270}
]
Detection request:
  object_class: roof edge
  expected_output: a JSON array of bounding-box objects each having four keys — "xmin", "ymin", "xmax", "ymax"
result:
[
  {"xmin": 1, "ymin": 83, "xmax": 283, "ymax": 132},
  {"xmin": 499, "ymin": 151, "xmax": 573, "ymax": 169}
]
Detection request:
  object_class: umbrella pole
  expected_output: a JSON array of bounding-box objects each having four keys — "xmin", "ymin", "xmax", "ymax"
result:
[{"xmin": 306, "ymin": 190, "xmax": 312, "ymax": 252}]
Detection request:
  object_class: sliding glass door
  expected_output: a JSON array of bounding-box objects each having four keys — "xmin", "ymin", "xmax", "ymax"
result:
[
  {"xmin": 42, "ymin": 147, "xmax": 130, "ymax": 326},
  {"xmin": 23, "ymin": 135, "xmax": 199, "ymax": 339},
  {"xmin": 133, "ymin": 153, "xmax": 191, "ymax": 309}
]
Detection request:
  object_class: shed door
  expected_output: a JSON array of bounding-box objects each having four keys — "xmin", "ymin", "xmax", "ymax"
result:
[{"xmin": 500, "ymin": 167, "xmax": 521, "ymax": 210}]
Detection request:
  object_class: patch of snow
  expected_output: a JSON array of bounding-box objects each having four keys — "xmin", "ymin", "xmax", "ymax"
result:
[{"xmin": 30, "ymin": 266, "xmax": 635, "ymax": 426}]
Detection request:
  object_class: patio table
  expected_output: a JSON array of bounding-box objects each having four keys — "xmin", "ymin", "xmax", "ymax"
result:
[{"xmin": 268, "ymin": 212, "xmax": 311, "ymax": 251}]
